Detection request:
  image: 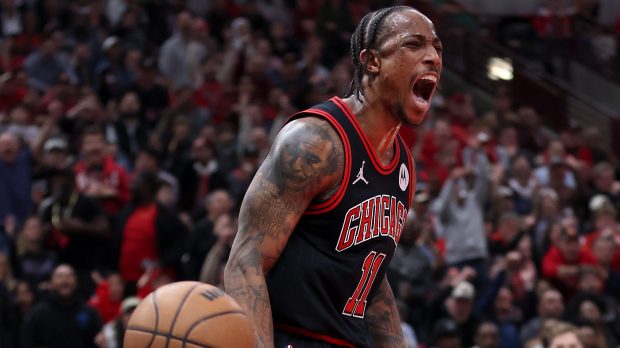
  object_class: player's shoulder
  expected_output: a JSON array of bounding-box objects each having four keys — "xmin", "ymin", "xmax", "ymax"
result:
[
  {"xmin": 273, "ymin": 115, "xmax": 344, "ymax": 156},
  {"xmin": 264, "ymin": 115, "xmax": 345, "ymax": 192}
]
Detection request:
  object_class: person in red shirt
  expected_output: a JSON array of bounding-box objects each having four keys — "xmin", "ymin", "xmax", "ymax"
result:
[
  {"xmin": 88, "ymin": 272, "xmax": 124, "ymax": 323},
  {"xmin": 584, "ymin": 201, "xmax": 620, "ymax": 271},
  {"xmin": 74, "ymin": 126, "xmax": 130, "ymax": 216},
  {"xmin": 542, "ymin": 226, "xmax": 597, "ymax": 299},
  {"xmin": 117, "ymin": 172, "xmax": 187, "ymax": 294}
]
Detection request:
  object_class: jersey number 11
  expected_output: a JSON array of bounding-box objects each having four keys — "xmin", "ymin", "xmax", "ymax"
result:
[{"xmin": 342, "ymin": 251, "xmax": 386, "ymax": 318}]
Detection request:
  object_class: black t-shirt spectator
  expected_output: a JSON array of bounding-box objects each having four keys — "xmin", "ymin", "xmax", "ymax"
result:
[
  {"xmin": 131, "ymin": 82, "xmax": 170, "ymax": 129},
  {"xmin": 22, "ymin": 294, "xmax": 103, "ymax": 348},
  {"xmin": 41, "ymin": 194, "xmax": 106, "ymax": 271}
]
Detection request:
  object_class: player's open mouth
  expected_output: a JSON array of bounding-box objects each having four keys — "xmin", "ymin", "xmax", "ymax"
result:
[{"xmin": 411, "ymin": 73, "xmax": 438, "ymax": 111}]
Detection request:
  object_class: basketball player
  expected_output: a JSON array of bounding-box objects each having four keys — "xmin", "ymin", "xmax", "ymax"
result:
[{"xmin": 225, "ymin": 6, "xmax": 442, "ymax": 348}]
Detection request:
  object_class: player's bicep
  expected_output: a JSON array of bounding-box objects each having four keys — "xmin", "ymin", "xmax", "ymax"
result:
[{"xmin": 231, "ymin": 118, "xmax": 343, "ymax": 273}]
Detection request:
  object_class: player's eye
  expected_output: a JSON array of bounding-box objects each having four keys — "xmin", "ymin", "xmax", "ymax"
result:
[
  {"xmin": 404, "ymin": 41, "xmax": 424, "ymax": 49},
  {"xmin": 435, "ymin": 45, "xmax": 443, "ymax": 54}
]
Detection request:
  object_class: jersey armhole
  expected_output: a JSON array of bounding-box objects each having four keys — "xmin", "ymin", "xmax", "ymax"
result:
[{"xmin": 287, "ymin": 109, "xmax": 351, "ymax": 215}]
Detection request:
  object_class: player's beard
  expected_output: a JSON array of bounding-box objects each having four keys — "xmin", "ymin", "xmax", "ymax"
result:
[{"xmin": 392, "ymin": 101, "xmax": 421, "ymax": 127}]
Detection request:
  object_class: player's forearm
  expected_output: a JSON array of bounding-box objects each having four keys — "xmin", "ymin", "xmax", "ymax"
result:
[
  {"xmin": 366, "ymin": 278, "xmax": 406, "ymax": 348},
  {"xmin": 224, "ymin": 251, "xmax": 275, "ymax": 348}
]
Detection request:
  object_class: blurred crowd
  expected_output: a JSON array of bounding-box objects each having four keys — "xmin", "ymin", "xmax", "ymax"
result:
[{"xmin": 0, "ymin": 1, "xmax": 619, "ymax": 348}]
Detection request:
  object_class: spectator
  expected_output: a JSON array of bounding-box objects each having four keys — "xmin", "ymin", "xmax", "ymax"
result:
[
  {"xmin": 182, "ymin": 189, "xmax": 234, "ymax": 280},
  {"xmin": 389, "ymin": 208, "xmax": 434, "ymax": 340},
  {"xmin": 13, "ymin": 216, "xmax": 57, "ymax": 292},
  {"xmin": 474, "ymin": 321, "xmax": 501, "ymax": 348},
  {"xmin": 106, "ymin": 91, "xmax": 148, "ymax": 163},
  {"xmin": 508, "ymin": 153, "xmax": 539, "ymax": 215},
  {"xmin": 495, "ymin": 126, "xmax": 521, "ymax": 169},
  {"xmin": 590, "ymin": 162, "xmax": 620, "ymax": 211},
  {"xmin": 199, "ymin": 212, "xmax": 237, "ymax": 287},
  {"xmin": 94, "ymin": 36, "xmax": 133, "ymax": 104},
  {"xmin": 117, "ymin": 172, "xmax": 188, "ymax": 292},
  {"xmin": 24, "ymin": 36, "xmax": 75, "ymax": 92},
  {"xmin": 431, "ymin": 138, "xmax": 489, "ymax": 279},
  {"xmin": 227, "ymin": 145, "xmax": 260, "ymax": 204},
  {"xmin": 534, "ymin": 140, "xmax": 577, "ymax": 192},
  {"xmin": 88, "ymin": 272, "xmax": 124, "ymax": 324},
  {"xmin": 566, "ymin": 293, "xmax": 619, "ymax": 347},
  {"xmin": 22, "ymin": 264, "xmax": 103, "ymax": 348},
  {"xmin": 521, "ymin": 288, "xmax": 565, "ymax": 343},
  {"xmin": 432, "ymin": 318, "xmax": 462, "ymax": 348},
  {"xmin": 0, "ymin": 279, "xmax": 15, "ymax": 348},
  {"xmin": 0, "ymin": 252, "xmax": 16, "ymax": 292},
  {"xmin": 69, "ymin": 42, "xmax": 94, "ymax": 87},
  {"xmin": 177, "ymin": 136, "xmax": 227, "ymax": 213},
  {"xmin": 11, "ymin": 280, "xmax": 36, "ymax": 346},
  {"xmin": 489, "ymin": 212, "xmax": 523, "ymax": 257},
  {"xmin": 5, "ymin": 105, "xmax": 38, "ymax": 145},
  {"xmin": 74, "ymin": 126, "xmax": 131, "ymax": 216},
  {"xmin": 544, "ymin": 321, "xmax": 585, "ymax": 348},
  {"xmin": 40, "ymin": 136, "xmax": 71, "ymax": 171},
  {"xmin": 529, "ymin": 188, "xmax": 563, "ymax": 260},
  {"xmin": 315, "ymin": 0, "xmax": 354, "ymax": 67},
  {"xmin": 112, "ymin": 8, "xmax": 147, "ymax": 52},
  {"xmin": 542, "ymin": 226, "xmax": 597, "ymax": 299},
  {"xmin": 130, "ymin": 57, "xmax": 169, "ymax": 129},
  {"xmin": 133, "ymin": 148, "xmax": 179, "ymax": 207},
  {"xmin": 0, "ymin": 131, "xmax": 32, "ymax": 230},
  {"xmin": 41, "ymin": 168, "xmax": 109, "ymax": 295},
  {"xmin": 433, "ymin": 281, "xmax": 482, "ymax": 347},
  {"xmin": 158, "ymin": 11, "xmax": 206, "ymax": 89},
  {"xmin": 101, "ymin": 296, "xmax": 139, "ymax": 348},
  {"xmin": 393, "ymin": 298, "xmax": 418, "ymax": 348},
  {"xmin": 490, "ymin": 287, "xmax": 522, "ymax": 348}
]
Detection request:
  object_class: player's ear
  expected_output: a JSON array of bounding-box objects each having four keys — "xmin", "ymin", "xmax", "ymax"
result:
[{"xmin": 360, "ymin": 49, "xmax": 380, "ymax": 74}]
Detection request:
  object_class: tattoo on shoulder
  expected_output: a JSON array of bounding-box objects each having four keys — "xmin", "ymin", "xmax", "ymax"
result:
[{"xmin": 267, "ymin": 118, "xmax": 343, "ymax": 195}]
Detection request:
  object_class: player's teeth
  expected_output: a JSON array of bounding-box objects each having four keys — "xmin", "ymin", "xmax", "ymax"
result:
[{"xmin": 419, "ymin": 75, "xmax": 437, "ymax": 83}]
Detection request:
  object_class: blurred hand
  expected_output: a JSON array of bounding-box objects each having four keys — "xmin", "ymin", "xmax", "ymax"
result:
[
  {"xmin": 558, "ymin": 265, "xmax": 579, "ymax": 279},
  {"xmin": 451, "ymin": 166, "xmax": 466, "ymax": 179},
  {"xmin": 460, "ymin": 266, "xmax": 477, "ymax": 280},
  {"xmin": 490, "ymin": 164, "xmax": 505, "ymax": 184},
  {"xmin": 3, "ymin": 214, "xmax": 16, "ymax": 238},
  {"xmin": 47, "ymin": 100, "xmax": 64, "ymax": 120},
  {"xmin": 505, "ymin": 251, "xmax": 522, "ymax": 273},
  {"xmin": 523, "ymin": 215, "xmax": 537, "ymax": 229},
  {"xmin": 94, "ymin": 331, "xmax": 108, "ymax": 348},
  {"xmin": 91, "ymin": 270, "xmax": 104, "ymax": 285},
  {"xmin": 612, "ymin": 181, "xmax": 620, "ymax": 195}
]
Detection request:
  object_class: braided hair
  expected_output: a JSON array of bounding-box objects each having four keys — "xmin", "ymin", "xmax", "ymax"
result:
[{"xmin": 345, "ymin": 6, "xmax": 410, "ymax": 102}]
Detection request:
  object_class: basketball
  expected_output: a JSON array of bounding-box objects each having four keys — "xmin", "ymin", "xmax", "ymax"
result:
[{"xmin": 124, "ymin": 281, "xmax": 255, "ymax": 348}]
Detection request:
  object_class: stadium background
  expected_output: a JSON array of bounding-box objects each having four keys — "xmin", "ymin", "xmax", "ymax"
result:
[{"xmin": 1, "ymin": 0, "xmax": 620, "ymax": 347}]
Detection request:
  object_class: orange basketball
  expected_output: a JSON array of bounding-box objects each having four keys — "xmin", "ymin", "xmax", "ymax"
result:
[{"xmin": 124, "ymin": 281, "xmax": 255, "ymax": 348}]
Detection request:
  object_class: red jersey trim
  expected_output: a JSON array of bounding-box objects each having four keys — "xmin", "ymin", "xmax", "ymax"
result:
[
  {"xmin": 401, "ymin": 135, "xmax": 416, "ymax": 206},
  {"xmin": 274, "ymin": 324, "xmax": 357, "ymax": 348},
  {"xmin": 286, "ymin": 108, "xmax": 352, "ymax": 215},
  {"xmin": 331, "ymin": 97, "xmax": 400, "ymax": 175}
]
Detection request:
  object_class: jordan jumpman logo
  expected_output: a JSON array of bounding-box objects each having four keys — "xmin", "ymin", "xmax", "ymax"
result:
[{"xmin": 353, "ymin": 161, "xmax": 369, "ymax": 185}]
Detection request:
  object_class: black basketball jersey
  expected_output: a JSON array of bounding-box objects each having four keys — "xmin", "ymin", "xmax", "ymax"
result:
[{"xmin": 267, "ymin": 97, "xmax": 415, "ymax": 347}]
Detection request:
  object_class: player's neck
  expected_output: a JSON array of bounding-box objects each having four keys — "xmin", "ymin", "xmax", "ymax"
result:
[{"xmin": 341, "ymin": 95, "xmax": 401, "ymax": 161}]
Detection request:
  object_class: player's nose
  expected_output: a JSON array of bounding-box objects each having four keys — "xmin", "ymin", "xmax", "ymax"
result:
[{"xmin": 423, "ymin": 46, "xmax": 441, "ymax": 69}]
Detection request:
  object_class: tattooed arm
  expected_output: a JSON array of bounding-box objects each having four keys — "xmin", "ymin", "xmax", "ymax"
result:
[
  {"xmin": 366, "ymin": 276, "xmax": 406, "ymax": 348},
  {"xmin": 224, "ymin": 117, "xmax": 343, "ymax": 348}
]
